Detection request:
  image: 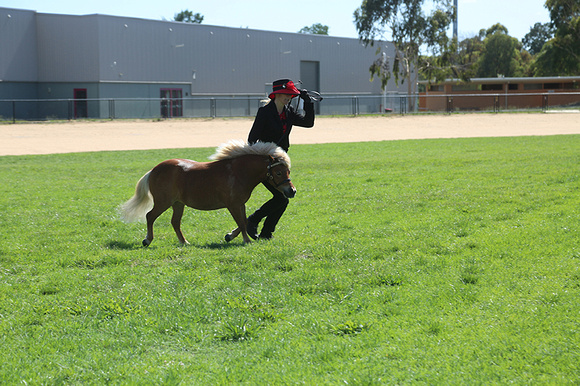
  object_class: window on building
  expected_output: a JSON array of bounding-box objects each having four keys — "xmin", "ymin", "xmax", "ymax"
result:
[
  {"xmin": 524, "ymin": 83, "xmax": 543, "ymax": 90},
  {"xmin": 451, "ymin": 84, "xmax": 479, "ymax": 91},
  {"xmin": 429, "ymin": 85, "xmax": 444, "ymax": 92},
  {"xmin": 562, "ymin": 83, "xmax": 574, "ymax": 89},
  {"xmin": 544, "ymin": 83, "xmax": 562, "ymax": 90},
  {"xmin": 481, "ymin": 84, "xmax": 503, "ymax": 91}
]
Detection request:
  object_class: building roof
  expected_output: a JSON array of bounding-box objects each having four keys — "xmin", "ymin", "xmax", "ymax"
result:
[{"xmin": 419, "ymin": 76, "xmax": 580, "ymax": 85}]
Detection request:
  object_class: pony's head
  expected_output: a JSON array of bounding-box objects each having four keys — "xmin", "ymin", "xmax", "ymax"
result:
[{"xmin": 266, "ymin": 155, "xmax": 296, "ymax": 198}]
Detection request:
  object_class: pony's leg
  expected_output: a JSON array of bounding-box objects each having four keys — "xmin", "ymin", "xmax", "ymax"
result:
[
  {"xmin": 227, "ymin": 205, "xmax": 251, "ymax": 243},
  {"xmin": 225, "ymin": 227, "xmax": 241, "ymax": 242},
  {"xmin": 143, "ymin": 203, "xmax": 171, "ymax": 247},
  {"xmin": 171, "ymin": 201, "xmax": 189, "ymax": 245}
]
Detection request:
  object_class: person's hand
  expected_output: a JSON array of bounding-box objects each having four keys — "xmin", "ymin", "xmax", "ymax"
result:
[{"xmin": 299, "ymin": 89, "xmax": 311, "ymax": 102}]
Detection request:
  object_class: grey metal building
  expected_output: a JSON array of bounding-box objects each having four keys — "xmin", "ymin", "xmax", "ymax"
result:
[{"xmin": 1, "ymin": 7, "xmax": 400, "ymax": 119}]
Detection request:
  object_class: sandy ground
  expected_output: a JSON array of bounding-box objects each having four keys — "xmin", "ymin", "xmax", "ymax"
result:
[{"xmin": 1, "ymin": 112, "xmax": 579, "ymax": 156}]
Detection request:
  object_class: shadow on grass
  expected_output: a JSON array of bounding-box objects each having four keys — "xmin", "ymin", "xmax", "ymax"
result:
[
  {"xmin": 201, "ymin": 241, "xmax": 243, "ymax": 250},
  {"xmin": 105, "ymin": 240, "xmax": 143, "ymax": 250},
  {"xmin": 106, "ymin": 239, "xmax": 245, "ymax": 250}
]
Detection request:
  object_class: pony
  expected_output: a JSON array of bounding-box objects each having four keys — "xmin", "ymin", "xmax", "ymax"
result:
[{"xmin": 120, "ymin": 140, "xmax": 295, "ymax": 246}]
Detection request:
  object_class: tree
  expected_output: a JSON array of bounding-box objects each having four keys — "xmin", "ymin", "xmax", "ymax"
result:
[
  {"xmin": 453, "ymin": 30, "xmax": 486, "ymax": 78},
  {"xmin": 532, "ymin": 0, "xmax": 580, "ymax": 76},
  {"xmin": 421, "ymin": 29, "xmax": 486, "ymax": 81},
  {"xmin": 546, "ymin": 0, "xmax": 579, "ymax": 29},
  {"xmin": 522, "ymin": 22, "xmax": 554, "ymax": 55},
  {"xmin": 476, "ymin": 24, "xmax": 527, "ymax": 77},
  {"xmin": 174, "ymin": 10, "xmax": 204, "ymax": 23},
  {"xmin": 354, "ymin": 0, "xmax": 457, "ymax": 106},
  {"xmin": 298, "ymin": 23, "xmax": 329, "ymax": 35}
]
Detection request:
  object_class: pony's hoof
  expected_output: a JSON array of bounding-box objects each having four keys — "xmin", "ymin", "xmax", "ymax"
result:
[
  {"xmin": 225, "ymin": 233, "xmax": 233, "ymax": 242},
  {"xmin": 142, "ymin": 239, "xmax": 151, "ymax": 247}
]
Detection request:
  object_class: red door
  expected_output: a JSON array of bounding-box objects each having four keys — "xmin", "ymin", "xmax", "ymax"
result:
[
  {"xmin": 160, "ymin": 89, "xmax": 183, "ymax": 118},
  {"xmin": 74, "ymin": 88, "xmax": 88, "ymax": 118}
]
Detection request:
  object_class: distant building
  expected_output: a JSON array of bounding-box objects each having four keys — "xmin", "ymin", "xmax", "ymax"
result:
[
  {"xmin": 0, "ymin": 7, "xmax": 401, "ymax": 119},
  {"xmin": 419, "ymin": 77, "xmax": 580, "ymax": 112}
]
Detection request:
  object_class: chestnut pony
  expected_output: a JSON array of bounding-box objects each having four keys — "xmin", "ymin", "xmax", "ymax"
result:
[{"xmin": 120, "ymin": 140, "xmax": 295, "ymax": 246}]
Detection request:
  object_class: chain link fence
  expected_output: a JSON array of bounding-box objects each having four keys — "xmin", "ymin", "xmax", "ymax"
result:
[{"xmin": 1, "ymin": 92, "xmax": 579, "ymax": 122}]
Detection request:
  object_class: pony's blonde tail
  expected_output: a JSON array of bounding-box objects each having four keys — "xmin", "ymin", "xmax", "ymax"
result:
[{"xmin": 120, "ymin": 171, "xmax": 153, "ymax": 222}]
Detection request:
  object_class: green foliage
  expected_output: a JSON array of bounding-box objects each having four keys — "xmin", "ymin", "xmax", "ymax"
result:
[
  {"xmin": 532, "ymin": 0, "xmax": 580, "ymax": 76},
  {"xmin": 421, "ymin": 23, "xmax": 535, "ymax": 81},
  {"xmin": 174, "ymin": 9, "xmax": 203, "ymax": 24},
  {"xmin": 298, "ymin": 23, "xmax": 329, "ymax": 35},
  {"xmin": 1, "ymin": 129, "xmax": 580, "ymax": 383},
  {"xmin": 476, "ymin": 24, "xmax": 527, "ymax": 77},
  {"xmin": 546, "ymin": 0, "xmax": 579, "ymax": 29},
  {"xmin": 445, "ymin": 30, "xmax": 485, "ymax": 79},
  {"xmin": 522, "ymin": 22, "xmax": 554, "ymax": 55},
  {"xmin": 355, "ymin": 0, "xmax": 457, "ymax": 89},
  {"xmin": 358, "ymin": 0, "xmax": 579, "ymax": 82}
]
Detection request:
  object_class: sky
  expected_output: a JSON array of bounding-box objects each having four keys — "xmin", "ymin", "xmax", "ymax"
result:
[{"xmin": 2, "ymin": 0, "xmax": 551, "ymax": 42}]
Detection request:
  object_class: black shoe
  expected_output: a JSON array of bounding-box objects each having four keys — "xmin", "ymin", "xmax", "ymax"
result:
[
  {"xmin": 258, "ymin": 232, "xmax": 272, "ymax": 240},
  {"xmin": 247, "ymin": 219, "xmax": 259, "ymax": 240}
]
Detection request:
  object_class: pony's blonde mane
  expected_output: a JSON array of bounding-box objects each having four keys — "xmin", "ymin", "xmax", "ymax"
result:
[{"xmin": 209, "ymin": 139, "xmax": 291, "ymax": 168}]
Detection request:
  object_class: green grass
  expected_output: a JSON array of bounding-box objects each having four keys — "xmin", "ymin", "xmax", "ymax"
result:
[{"xmin": 1, "ymin": 135, "xmax": 579, "ymax": 384}]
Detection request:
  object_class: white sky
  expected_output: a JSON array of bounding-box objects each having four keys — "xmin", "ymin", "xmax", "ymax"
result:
[{"xmin": 1, "ymin": 0, "xmax": 551, "ymax": 41}]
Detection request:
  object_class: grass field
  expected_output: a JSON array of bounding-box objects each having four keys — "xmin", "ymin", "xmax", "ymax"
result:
[{"xmin": 1, "ymin": 135, "xmax": 579, "ymax": 384}]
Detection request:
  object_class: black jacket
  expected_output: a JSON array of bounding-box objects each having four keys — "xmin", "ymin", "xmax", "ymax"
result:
[{"xmin": 248, "ymin": 99, "xmax": 314, "ymax": 151}]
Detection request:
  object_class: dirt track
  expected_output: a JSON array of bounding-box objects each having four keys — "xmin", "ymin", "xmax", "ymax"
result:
[{"xmin": 1, "ymin": 112, "xmax": 579, "ymax": 156}]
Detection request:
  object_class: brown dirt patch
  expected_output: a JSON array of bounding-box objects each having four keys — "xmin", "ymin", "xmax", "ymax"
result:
[{"xmin": 1, "ymin": 112, "xmax": 579, "ymax": 156}]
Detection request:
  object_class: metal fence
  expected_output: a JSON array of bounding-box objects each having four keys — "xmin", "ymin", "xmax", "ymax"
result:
[
  {"xmin": 420, "ymin": 91, "xmax": 580, "ymax": 114},
  {"xmin": 0, "ymin": 95, "xmax": 401, "ymax": 122},
  {"xmin": 1, "ymin": 92, "xmax": 579, "ymax": 122}
]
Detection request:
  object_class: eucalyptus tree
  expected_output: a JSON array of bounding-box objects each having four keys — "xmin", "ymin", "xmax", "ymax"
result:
[
  {"xmin": 476, "ymin": 24, "xmax": 527, "ymax": 78},
  {"xmin": 533, "ymin": 0, "xmax": 580, "ymax": 76},
  {"xmin": 523, "ymin": 22, "xmax": 554, "ymax": 56},
  {"xmin": 298, "ymin": 23, "xmax": 330, "ymax": 35},
  {"xmin": 174, "ymin": 10, "xmax": 204, "ymax": 23},
  {"xmin": 354, "ymin": 0, "xmax": 458, "ymax": 107}
]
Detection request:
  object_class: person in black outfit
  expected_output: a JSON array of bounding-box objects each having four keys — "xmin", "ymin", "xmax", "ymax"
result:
[{"xmin": 247, "ymin": 79, "xmax": 315, "ymax": 240}]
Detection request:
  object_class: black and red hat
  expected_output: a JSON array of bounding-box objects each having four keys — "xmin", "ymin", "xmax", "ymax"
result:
[{"xmin": 269, "ymin": 79, "xmax": 300, "ymax": 99}]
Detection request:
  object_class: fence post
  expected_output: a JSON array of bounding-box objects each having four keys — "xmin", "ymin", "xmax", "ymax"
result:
[
  {"xmin": 446, "ymin": 96, "xmax": 453, "ymax": 114},
  {"xmin": 109, "ymin": 99, "xmax": 115, "ymax": 119},
  {"xmin": 542, "ymin": 94, "xmax": 548, "ymax": 112},
  {"xmin": 400, "ymin": 96, "xmax": 407, "ymax": 115},
  {"xmin": 12, "ymin": 100, "xmax": 16, "ymax": 124},
  {"xmin": 210, "ymin": 98, "xmax": 216, "ymax": 118}
]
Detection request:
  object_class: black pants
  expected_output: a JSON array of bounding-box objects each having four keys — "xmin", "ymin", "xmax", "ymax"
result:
[{"xmin": 248, "ymin": 181, "xmax": 289, "ymax": 238}]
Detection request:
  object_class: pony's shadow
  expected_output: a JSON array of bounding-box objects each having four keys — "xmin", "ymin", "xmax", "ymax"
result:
[
  {"xmin": 199, "ymin": 241, "xmax": 242, "ymax": 250},
  {"xmin": 105, "ymin": 240, "xmax": 143, "ymax": 250},
  {"xmin": 105, "ymin": 239, "xmax": 243, "ymax": 250}
]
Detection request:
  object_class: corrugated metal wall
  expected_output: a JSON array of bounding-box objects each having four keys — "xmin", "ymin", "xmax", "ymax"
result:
[
  {"xmin": 1, "ymin": 5, "xmax": 403, "ymax": 116},
  {"xmin": 0, "ymin": 8, "xmax": 38, "ymax": 83},
  {"xmin": 36, "ymin": 13, "xmax": 101, "ymax": 82},
  {"xmin": 26, "ymin": 10, "xmax": 396, "ymax": 96},
  {"xmin": 87, "ymin": 14, "xmax": 397, "ymax": 95}
]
